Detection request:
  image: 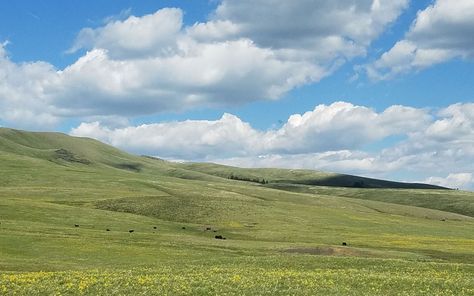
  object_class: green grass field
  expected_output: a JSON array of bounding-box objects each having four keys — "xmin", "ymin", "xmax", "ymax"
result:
[{"xmin": 1, "ymin": 127, "xmax": 473, "ymax": 295}]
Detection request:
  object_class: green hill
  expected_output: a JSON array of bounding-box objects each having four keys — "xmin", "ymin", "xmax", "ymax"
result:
[
  {"xmin": 179, "ymin": 162, "xmax": 446, "ymax": 189},
  {"xmin": 0, "ymin": 127, "xmax": 445, "ymax": 188},
  {"xmin": 1, "ymin": 127, "xmax": 473, "ymax": 295}
]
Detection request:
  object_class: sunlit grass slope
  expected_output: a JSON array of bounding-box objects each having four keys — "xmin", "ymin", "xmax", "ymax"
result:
[
  {"xmin": 179, "ymin": 162, "xmax": 446, "ymax": 189},
  {"xmin": 0, "ymin": 127, "xmax": 473, "ymax": 295}
]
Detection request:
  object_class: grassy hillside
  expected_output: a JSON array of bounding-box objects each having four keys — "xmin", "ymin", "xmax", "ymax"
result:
[
  {"xmin": 265, "ymin": 184, "xmax": 474, "ymax": 218},
  {"xmin": 0, "ymin": 128, "xmax": 473, "ymax": 295},
  {"xmin": 179, "ymin": 162, "xmax": 447, "ymax": 189}
]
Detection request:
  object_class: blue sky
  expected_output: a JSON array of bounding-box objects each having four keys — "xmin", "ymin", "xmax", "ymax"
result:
[{"xmin": 1, "ymin": 0, "xmax": 473, "ymax": 189}]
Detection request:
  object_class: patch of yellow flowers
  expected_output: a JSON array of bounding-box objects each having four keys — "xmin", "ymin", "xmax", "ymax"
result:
[{"xmin": 0, "ymin": 264, "xmax": 473, "ymax": 295}]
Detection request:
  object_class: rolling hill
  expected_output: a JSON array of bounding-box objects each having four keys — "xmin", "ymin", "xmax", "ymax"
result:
[
  {"xmin": 0, "ymin": 127, "xmax": 445, "ymax": 189},
  {"xmin": 179, "ymin": 162, "xmax": 446, "ymax": 189},
  {"xmin": 1, "ymin": 127, "xmax": 473, "ymax": 295}
]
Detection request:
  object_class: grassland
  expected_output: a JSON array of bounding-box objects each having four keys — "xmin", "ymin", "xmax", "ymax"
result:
[{"xmin": 0, "ymin": 127, "xmax": 473, "ymax": 295}]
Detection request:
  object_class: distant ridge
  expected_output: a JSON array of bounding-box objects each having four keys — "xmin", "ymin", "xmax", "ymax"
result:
[
  {"xmin": 0, "ymin": 127, "xmax": 446, "ymax": 190},
  {"xmin": 179, "ymin": 162, "xmax": 447, "ymax": 190}
]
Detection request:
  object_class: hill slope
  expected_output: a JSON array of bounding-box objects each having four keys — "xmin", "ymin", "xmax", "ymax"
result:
[
  {"xmin": 0, "ymin": 127, "xmax": 470, "ymax": 218},
  {"xmin": 179, "ymin": 162, "xmax": 446, "ymax": 189},
  {"xmin": 0, "ymin": 127, "xmax": 445, "ymax": 189}
]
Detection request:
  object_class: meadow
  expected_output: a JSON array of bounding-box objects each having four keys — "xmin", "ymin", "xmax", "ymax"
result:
[
  {"xmin": 0, "ymin": 128, "xmax": 473, "ymax": 295},
  {"xmin": 2, "ymin": 257, "xmax": 473, "ymax": 295}
]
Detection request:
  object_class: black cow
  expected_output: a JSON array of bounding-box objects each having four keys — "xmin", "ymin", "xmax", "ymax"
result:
[
  {"xmin": 74, "ymin": 224, "xmax": 79, "ymax": 227},
  {"xmin": 215, "ymin": 235, "xmax": 226, "ymax": 240},
  {"xmin": 342, "ymin": 242, "xmax": 347, "ymax": 246},
  {"xmin": 129, "ymin": 229, "xmax": 134, "ymax": 233}
]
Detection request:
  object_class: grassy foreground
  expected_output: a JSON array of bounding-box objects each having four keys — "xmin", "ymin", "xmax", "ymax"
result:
[
  {"xmin": 0, "ymin": 128, "xmax": 473, "ymax": 295},
  {"xmin": 2, "ymin": 257, "xmax": 473, "ymax": 295}
]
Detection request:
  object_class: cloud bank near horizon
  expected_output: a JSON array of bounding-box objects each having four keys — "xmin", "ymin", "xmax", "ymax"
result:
[{"xmin": 71, "ymin": 101, "xmax": 474, "ymax": 189}]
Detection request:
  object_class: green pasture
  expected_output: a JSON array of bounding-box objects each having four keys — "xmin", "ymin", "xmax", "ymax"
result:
[{"xmin": 0, "ymin": 128, "xmax": 473, "ymax": 295}]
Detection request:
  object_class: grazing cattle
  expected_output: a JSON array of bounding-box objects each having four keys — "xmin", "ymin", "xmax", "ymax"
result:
[
  {"xmin": 342, "ymin": 242, "xmax": 347, "ymax": 246},
  {"xmin": 153, "ymin": 226, "xmax": 157, "ymax": 229},
  {"xmin": 206, "ymin": 227, "xmax": 211, "ymax": 231},
  {"xmin": 215, "ymin": 235, "xmax": 226, "ymax": 240},
  {"xmin": 74, "ymin": 224, "xmax": 79, "ymax": 227},
  {"xmin": 129, "ymin": 230, "xmax": 134, "ymax": 233},
  {"xmin": 106, "ymin": 229, "xmax": 110, "ymax": 231},
  {"xmin": 182, "ymin": 227, "xmax": 186, "ymax": 230}
]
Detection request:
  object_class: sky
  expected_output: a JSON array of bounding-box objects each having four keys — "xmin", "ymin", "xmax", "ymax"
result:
[{"xmin": 1, "ymin": 0, "xmax": 473, "ymax": 189}]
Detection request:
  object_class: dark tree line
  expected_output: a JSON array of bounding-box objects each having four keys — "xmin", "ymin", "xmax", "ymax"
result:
[{"xmin": 229, "ymin": 173, "xmax": 269, "ymax": 184}]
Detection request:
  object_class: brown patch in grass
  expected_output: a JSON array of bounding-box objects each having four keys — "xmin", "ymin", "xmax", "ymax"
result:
[{"xmin": 284, "ymin": 246, "xmax": 365, "ymax": 257}]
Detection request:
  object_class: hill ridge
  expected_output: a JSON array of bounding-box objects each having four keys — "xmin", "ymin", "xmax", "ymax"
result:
[{"xmin": 0, "ymin": 127, "xmax": 447, "ymax": 190}]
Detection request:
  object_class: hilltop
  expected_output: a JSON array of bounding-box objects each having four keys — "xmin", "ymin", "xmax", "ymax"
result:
[{"xmin": 0, "ymin": 127, "xmax": 445, "ymax": 189}]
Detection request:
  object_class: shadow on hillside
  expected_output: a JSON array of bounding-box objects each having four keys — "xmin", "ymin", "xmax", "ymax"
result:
[{"xmin": 267, "ymin": 174, "xmax": 448, "ymax": 190}]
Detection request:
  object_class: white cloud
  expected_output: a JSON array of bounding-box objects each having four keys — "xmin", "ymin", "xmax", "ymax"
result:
[
  {"xmin": 424, "ymin": 173, "xmax": 473, "ymax": 189},
  {"xmin": 381, "ymin": 103, "xmax": 474, "ymax": 177},
  {"xmin": 72, "ymin": 113, "xmax": 259, "ymax": 159},
  {"xmin": 53, "ymin": 40, "xmax": 321, "ymax": 116},
  {"xmin": 191, "ymin": 0, "xmax": 409, "ymax": 75},
  {"xmin": 366, "ymin": 0, "xmax": 474, "ymax": 80},
  {"xmin": 0, "ymin": 44, "xmax": 60, "ymax": 129},
  {"xmin": 211, "ymin": 0, "xmax": 408, "ymax": 50},
  {"xmin": 71, "ymin": 102, "xmax": 430, "ymax": 158},
  {"xmin": 62, "ymin": 1, "xmax": 408, "ymax": 114},
  {"xmin": 69, "ymin": 8, "xmax": 184, "ymax": 59},
  {"xmin": 0, "ymin": 2, "xmax": 410, "ymax": 126},
  {"xmin": 260, "ymin": 102, "xmax": 430, "ymax": 154}
]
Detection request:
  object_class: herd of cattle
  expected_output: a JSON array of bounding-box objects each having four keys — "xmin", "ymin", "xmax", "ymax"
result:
[{"xmin": 74, "ymin": 224, "xmax": 227, "ymax": 240}]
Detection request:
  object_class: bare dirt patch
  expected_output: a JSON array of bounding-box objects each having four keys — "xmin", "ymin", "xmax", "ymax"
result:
[{"xmin": 284, "ymin": 246, "xmax": 367, "ymax": 257}]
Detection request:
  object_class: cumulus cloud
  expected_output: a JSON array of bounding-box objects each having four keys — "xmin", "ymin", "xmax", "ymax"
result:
[
  {"xmin": 260, "ymin": 102, "xmax": 430, "ymax": 154},
  {"xmin": 382, "ymin": 103, "xmax": 474, "ymax": 177},
  {"xmin": 69, "ymin": 8, "xmax": 184, "ymax": 59},
  {"xmin": 71, "ymin": 102, "xmax": 430, "ymax": 158},
  {"xmin": 0, "ymin": 43, "xmax": 60, "ymax": 129},
  {"xmin": 0, "ymin": 1, "xmax": 409, "ymax": 126},
  {"xmin": 210, "ymin": 0, "xmax": 408, "ymax": 49},
  {"xmin": 424, "ymin": 173, "xmax": 473, "ymax": 189},
  {"xmin": 71, "ymin": 102, "xmax": 474, "ymax": 189},
  {"xmin": 366, "ymin": 0, "xmax": 474, "ymax": 80},
  {"xmin": 72, "ymin": 113, "xmax": 258, "ymax": 159},
  {"xmin": 61, "ymin": 1, "xmax": 408, "ymax": 115},
  {"xmin": 53, "ymin": 41, "xmax": 320, "ymax": 116}
]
